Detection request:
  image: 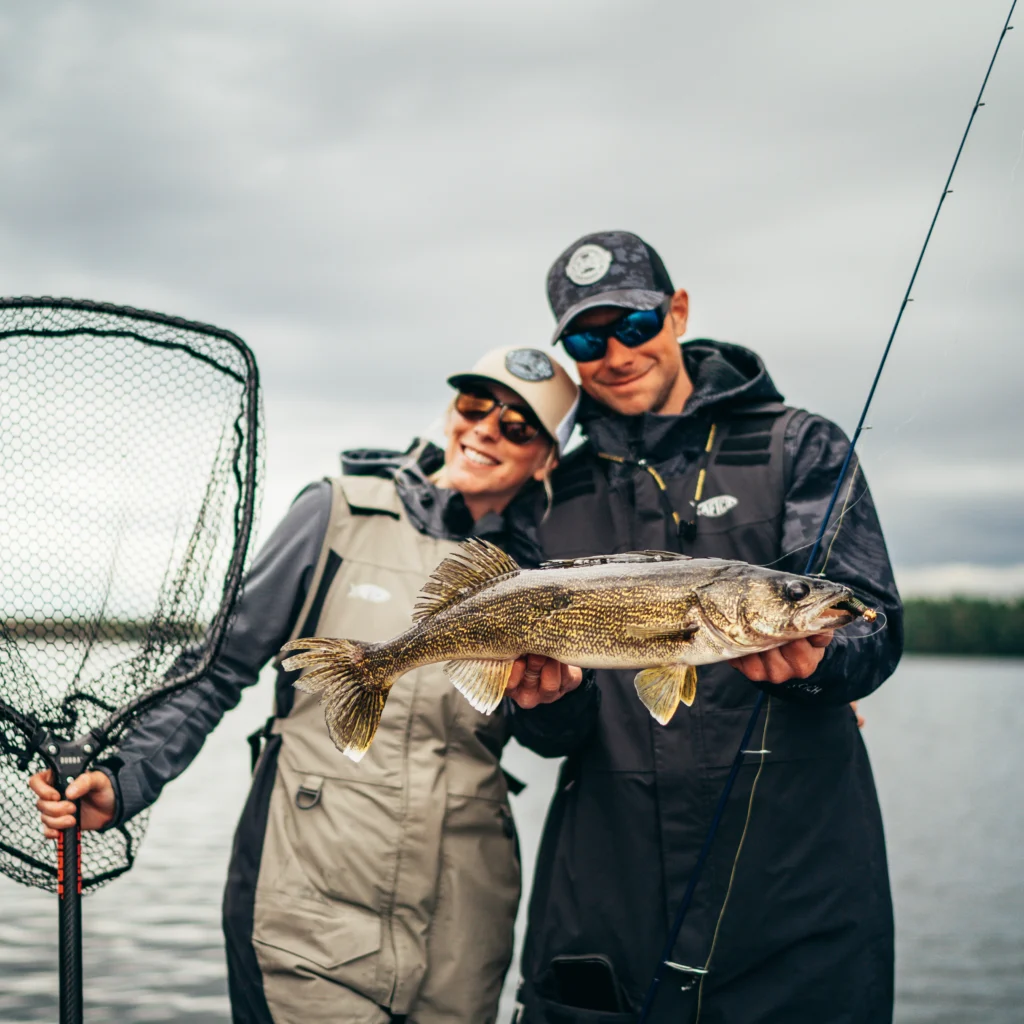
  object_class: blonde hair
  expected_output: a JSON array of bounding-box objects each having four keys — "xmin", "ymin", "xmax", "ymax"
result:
[{"xmin": 539, "ymin": 447, "xmax": 557, "ymax": 521}]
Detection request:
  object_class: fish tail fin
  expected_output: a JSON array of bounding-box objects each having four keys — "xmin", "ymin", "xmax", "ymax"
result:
[
  {"xmin": 634, "ymin": 664, "xmax": 698, "ymax": 725},
  {"xmin": 281, "ymin": 637, "xmax": 391, "ymax": 761}
]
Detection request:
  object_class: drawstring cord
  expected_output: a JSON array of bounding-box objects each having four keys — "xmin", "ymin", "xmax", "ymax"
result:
[{"xmin": 597, "ymin": 423, "xmax": 717, "ymax": 547}]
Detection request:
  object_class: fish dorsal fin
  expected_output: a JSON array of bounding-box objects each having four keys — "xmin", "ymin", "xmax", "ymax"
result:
[
  {"xmin": 413, "ymin": 538, "xmax": 521, "ymax": 622},
  {"xmin": 540, "ymin": 550, "xmax": 692, "ymax": 570}
]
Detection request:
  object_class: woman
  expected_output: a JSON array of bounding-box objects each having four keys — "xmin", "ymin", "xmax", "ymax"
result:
[{"xmin": 30, "ymin": 346, "xmax": 593, "ymax": 1024}]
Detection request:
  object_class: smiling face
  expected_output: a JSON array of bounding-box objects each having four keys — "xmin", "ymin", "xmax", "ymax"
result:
[
  {"xmin": 441, "ymin": 381, "xmax": 555, "ymax": 519},
  {"xmin": 570, "ymin": 288, "xmax": 693, "ymax": 416}
]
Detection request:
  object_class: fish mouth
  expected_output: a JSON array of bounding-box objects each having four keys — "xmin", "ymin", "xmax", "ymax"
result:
[{"xmin": 813, "ymin": 595, "xmax": 877, "ymax": 628}]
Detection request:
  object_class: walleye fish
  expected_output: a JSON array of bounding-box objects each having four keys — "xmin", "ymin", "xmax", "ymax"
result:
[{"xmin": 282, "ymin": 540, "xmax": 875, "ymax": 761}]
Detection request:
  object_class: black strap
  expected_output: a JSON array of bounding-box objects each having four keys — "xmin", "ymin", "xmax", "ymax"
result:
[
  {"xmin": 597, "ymin": 421, "xmax": 717, "ymax": 550},
  {"xmin": 246, "ymin": 715, "xmax": 276, "ymax": 773}
]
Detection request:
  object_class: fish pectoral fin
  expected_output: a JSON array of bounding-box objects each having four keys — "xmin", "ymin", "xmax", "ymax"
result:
[
  {"xmin": 634, "ymin": 664, "xmax": 698, "ymax": 725},
  {"xmin": 444, "ymin": 658, "xmax": 515, "ymax": 715},
  {"xmin": 624, "ymin": 622, "xmax": 700, "ymax": 642},
  {"xmin": 680, "ymin": 664, "xmax": 698, "ymax": 706}
]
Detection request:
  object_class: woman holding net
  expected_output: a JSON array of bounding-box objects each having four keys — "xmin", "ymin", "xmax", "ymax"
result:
[{"xmin": 30, "ymin": 346, "xmax": 597, "ymax": 1024}]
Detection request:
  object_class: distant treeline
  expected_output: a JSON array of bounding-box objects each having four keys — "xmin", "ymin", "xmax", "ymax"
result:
[{"xmin": 903, "ymin": 597, "xmax": 1024, "ymax": 657}]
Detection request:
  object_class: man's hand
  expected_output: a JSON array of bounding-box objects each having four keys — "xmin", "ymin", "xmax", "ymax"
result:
[
  {"xmin": 506, "ymin": 655, "xmax": 583, "ymax": 709},
  {"xmin": 728, "ymin": 631, "xmax": 833, "ymax": 685},
  {"xmin": 29, "ymin": 769, "xmax": 116, "ymax": 840}
]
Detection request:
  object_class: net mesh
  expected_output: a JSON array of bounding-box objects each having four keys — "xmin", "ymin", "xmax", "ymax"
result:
[{"xmin": 0, "ymin": 299, "xmax": 262, "ymax": 893}]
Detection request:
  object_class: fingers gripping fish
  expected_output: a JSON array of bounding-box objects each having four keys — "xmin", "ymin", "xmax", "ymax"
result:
[{"xmin": 281, "ymin": 539, "xmax": 874, "ymax": 761}]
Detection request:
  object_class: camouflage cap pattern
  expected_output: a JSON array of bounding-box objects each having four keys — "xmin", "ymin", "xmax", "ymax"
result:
[{"xmin": 546, "ymin": 230, "xmax": 675, "ymax": 343}]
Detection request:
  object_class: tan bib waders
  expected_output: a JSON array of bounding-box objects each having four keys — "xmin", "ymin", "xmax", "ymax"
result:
[{"xmin": 249, "ymin": 476, "xmax": 520, "ymax": 1023}]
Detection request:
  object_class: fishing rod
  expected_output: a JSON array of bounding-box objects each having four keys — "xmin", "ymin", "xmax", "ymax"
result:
[{"xmin": 637, "ymin": 3, "xmax": 1018, "ymax": 1019}]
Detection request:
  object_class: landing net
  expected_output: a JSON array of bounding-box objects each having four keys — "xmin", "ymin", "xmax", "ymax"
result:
[{"xmin": 0, "ymin": 298, "xmax": 262, "ymax": 892}]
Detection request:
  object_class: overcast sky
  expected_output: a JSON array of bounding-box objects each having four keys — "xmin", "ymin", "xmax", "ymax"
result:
[{"xmin": 1, "ymin": 0, "xmax": 1021, "ymax": 593}]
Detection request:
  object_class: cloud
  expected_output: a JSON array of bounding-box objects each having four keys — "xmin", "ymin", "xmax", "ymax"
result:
[{"xmin": 0, "ymin": 0, "xmax": 1020, "ymax": 574}]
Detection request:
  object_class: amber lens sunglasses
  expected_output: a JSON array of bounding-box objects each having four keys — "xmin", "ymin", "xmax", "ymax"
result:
[{"xmin": 454, "ymin": 389, "xmax": 544, "ymax": 445}]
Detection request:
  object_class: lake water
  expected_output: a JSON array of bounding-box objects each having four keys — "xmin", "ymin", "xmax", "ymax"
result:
[{"xmin": 1, "ymin": 656, "xmax": 1022, "ymax": 1023}]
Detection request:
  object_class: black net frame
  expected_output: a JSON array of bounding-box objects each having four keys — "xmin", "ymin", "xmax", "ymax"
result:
[{"xmin": 0, "ymin": 297, "xmax": 262, "ymax": 894}]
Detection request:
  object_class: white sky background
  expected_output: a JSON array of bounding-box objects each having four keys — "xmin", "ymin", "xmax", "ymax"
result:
[{"xmin": 1, "ymin": 1, "xmax": 1021, "ymax": 595}]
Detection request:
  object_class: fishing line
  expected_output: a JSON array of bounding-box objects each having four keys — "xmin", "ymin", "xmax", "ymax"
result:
[
  {"xmin": 693, "ymin": 697, "xmax": 772, "ymax": 1023},
  {"xmin": 1010, "ymin": 127, "xmax": 1024, "ymax": 179},
  {"xmin": 755, "ymin": 469, "xmax": 869, "ymax": 572},
  {"xmin": 846, "ymin": 610, "xmax": 890, "ymax": 641},
  {"xmin": 636, "ymin": 4, "xmax": 1018, "ymax": 1020},
  {"xmin": 817, "ymin": 459, "xmax": 861, "ymax": 575}
]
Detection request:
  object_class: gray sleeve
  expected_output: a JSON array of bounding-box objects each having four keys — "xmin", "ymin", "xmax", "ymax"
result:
[
  {"xmin": 102, "ymin": 481, "xmax": 332, "ymax": 826},
  {"xmin": 761, "ymin": 412, "xmax": 904, "ymax": 706}
]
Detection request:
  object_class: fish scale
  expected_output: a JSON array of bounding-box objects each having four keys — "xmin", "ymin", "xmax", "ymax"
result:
[{"xmin": 283, "ymin": 539, "xmax": 872, "ymax": 761}]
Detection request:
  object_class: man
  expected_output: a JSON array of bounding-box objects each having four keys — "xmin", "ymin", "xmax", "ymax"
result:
[{"xmin": 508, "ymin": 231, "xmax": 903, "ymax": 1023}]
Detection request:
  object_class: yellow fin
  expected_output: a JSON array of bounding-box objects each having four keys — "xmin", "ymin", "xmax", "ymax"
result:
[
  {"xmin": 413, "ymin": 539, "xmax": 520, "ymax": 622},
  {"xmin": 680, "ymin": 664, "xmax": 697, "ymax": 706},
  {"xmin": 444, "ymin": 657, "xmax": 515, "ymax": 714},
  {"xmin": 634, "ymin": 664, "xmax": 698, "ymax": 725}
]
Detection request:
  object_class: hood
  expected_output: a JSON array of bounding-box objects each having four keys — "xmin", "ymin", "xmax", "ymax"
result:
[
  {"xmin": 340, "ymin": 440, "xmax": 544, "ymax": 567},
  {"xmin": 577, "ymin": 338, "xmax": 784, "ymax": 461}
]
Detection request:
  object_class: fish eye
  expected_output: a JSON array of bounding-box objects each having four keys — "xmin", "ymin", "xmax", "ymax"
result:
[{"xmin": 783, "ymin": 579, "xmax": 810, "ymax": 602}]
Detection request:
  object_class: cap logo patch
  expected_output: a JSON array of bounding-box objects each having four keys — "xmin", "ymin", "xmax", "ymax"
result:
[
  {"xmin": 505, "ymin": 348, "xmax": 554, "ymax": 382},
  {"xmin": 565, "ymin": 243, "xmax": 613, "ymax": 286}
]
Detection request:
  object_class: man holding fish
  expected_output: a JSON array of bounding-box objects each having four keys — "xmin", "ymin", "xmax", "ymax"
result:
[
  {"xmin": 507, "ymin": 231, "xmax": 903, "ymax": 1023},
  {"xmin": 283, "ymin": 231, "xmax": 902, "ymax": 1022}
]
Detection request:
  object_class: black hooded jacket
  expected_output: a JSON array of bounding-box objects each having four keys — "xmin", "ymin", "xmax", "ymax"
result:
[{"xmin": 513, "ymin": 339, "xmax": 902, "ymax": 1024}]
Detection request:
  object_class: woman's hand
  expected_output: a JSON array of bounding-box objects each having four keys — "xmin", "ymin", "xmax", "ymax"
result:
[
  {"xmin": 506, "ymin": 655, "xmax": 583, "ymax": 709},
  {"xmin": 28, "ymin": 770, "xmax": 117, "ymax": 839}
]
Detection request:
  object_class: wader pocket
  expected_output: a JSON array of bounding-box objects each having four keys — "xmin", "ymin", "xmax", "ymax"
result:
[
  {"xmin": 253, "ymin": 896, "xmax": 382, "ymax": 976},
  {"xmin": 278, "ymin": 761, "xmax": 400, "ymax": 905}
]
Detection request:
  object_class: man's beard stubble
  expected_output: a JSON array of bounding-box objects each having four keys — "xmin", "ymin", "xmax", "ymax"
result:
[{"xmin": 648, "ymin": 363, "xmax": 681, "ymax": 415}]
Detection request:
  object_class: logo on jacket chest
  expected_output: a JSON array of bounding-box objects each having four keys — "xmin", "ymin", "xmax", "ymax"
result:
[
  {"xmin": 696, "ymin": 494, "xmax": 739, "ymax": 518},
  {"xmin": 348, "ymin": 582, "xmax": 392, "ymax": 603}
]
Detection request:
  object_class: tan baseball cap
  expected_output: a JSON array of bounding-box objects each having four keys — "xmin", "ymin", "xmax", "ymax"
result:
[{"xmin": 447, "ymin": 347, "xmax": 579, "ymax": 455}]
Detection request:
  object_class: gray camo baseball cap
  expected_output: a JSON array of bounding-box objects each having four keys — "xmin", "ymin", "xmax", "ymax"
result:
[{"xmin": 546, "ymin": 230, "xmax": 675, "ymax": 343}]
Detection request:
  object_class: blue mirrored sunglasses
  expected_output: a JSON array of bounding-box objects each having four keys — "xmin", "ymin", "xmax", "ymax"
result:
[{"xmin": 559, "ymin": 300, "xmax": 670, "ymax": 363}]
